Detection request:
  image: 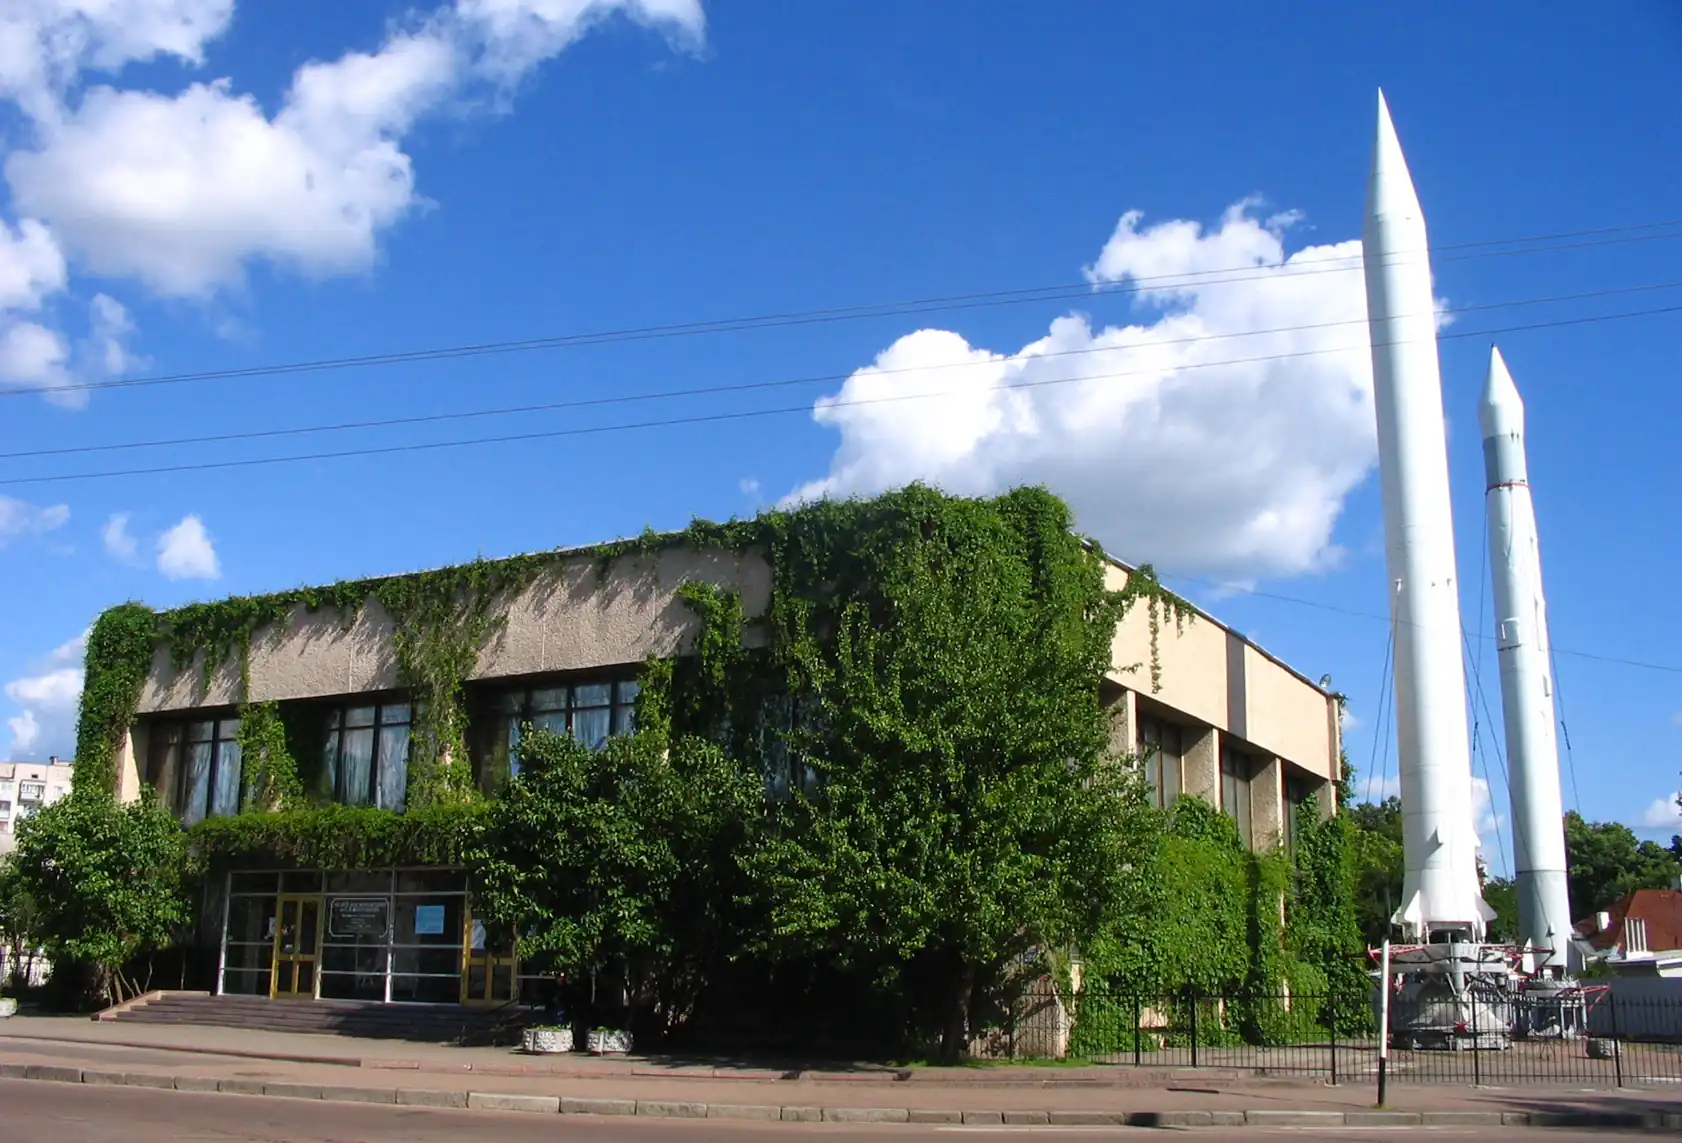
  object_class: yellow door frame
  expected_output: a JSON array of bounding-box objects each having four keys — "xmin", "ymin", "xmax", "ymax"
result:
[
  {"xmin": 460, "ymin": 901, "xmax": 518, "ymax": 1007},
  {"xmin": 271, "ymin": 894, "xmax": 323, "ymax": 1000}
]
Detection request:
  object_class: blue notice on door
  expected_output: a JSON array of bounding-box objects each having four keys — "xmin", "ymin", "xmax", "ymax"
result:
[{"xmin": 414, "ymin": 904, "xmax": 445, "ymax": 935}]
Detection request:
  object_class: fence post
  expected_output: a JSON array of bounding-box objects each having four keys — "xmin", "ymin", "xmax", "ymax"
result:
[
  {"xmin": 1329, "ymin": 993, "xmax": 1338, "ymax": 1086},
  {"xmin": 1471, "ymin": 990, "xmax": 1481, "ymax": 1086},
  {"xmin": 1189, "ymin": 991, "xmax": 1199, "ymax": 1069},
  {"xmin": 1133, "ymin": 995, "xmax": 1141, "ymax": 1067},
  {"xmin": 1609, "ymin": 991, "xmax": 1623, "ymax": 1089}
]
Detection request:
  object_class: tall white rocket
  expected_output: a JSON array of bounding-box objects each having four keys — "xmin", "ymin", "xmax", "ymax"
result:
[
  {"xmin": 1362, "ymin": 92, "xmax": 1491, "ymax": 940},
  {"xmin": 1481, "ymin": 347, "xmax": 1573, "ymax": 972}
]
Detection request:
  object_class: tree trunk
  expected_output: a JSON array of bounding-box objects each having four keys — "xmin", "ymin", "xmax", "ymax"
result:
[{"xmin": 938, "ymin": 960, "xmax": 976, "ymax": 1065}]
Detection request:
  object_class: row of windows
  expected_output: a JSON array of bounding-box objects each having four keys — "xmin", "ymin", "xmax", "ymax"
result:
[
  {"xmin": 1137, "ymin": 715, "xmax": 1319, "ymax": 849},
  {"xmin": 146, "ymin": 674, "xmax": 640, "ymax": 824}
]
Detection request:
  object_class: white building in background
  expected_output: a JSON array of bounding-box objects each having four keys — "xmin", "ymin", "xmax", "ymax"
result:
[{"xmin": 0, "ymin": 757, "xmax": 75, "ymax": 854}]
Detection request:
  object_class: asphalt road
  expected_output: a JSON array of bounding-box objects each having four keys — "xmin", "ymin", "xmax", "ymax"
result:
[{"xmin": 0, "ymin": 1080, "xmax": 1656, "ymax": 1141}]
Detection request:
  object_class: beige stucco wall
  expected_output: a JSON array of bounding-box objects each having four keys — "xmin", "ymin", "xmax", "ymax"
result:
[
  {"xmin": 1104, "ymin": 563, "xmax": 1337, "ymax": 784},
  {"xmin": 136, "ymin": 548, "xmax": 772, "ymax": 714}
]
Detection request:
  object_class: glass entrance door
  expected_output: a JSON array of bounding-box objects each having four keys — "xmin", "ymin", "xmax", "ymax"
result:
[
  {"xmin": 271, "ymin": 895, "xmax": 322, "ymax": 999},
  {"xmin": 460, "ymin": 908, "xmax": 517, "ymax": 1006}
]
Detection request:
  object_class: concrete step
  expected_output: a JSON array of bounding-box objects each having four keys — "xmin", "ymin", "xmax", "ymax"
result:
[{"xmin": 105, "ymin": 994, "xmax": 532, "ymax": 1044}]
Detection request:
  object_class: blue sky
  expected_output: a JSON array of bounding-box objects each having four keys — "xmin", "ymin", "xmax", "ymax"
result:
[{"xmin": 2, "ymin": 1, "xmax": 1679, "ymax": 865}]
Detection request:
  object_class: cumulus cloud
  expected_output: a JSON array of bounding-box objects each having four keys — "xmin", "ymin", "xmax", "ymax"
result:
[
  {"xmin": 790, "ymin": 202, "xmax": 1380, "ymax": 581},
  {"xmin": 3, "ymin": 0, "xmax": 705, "ymax": 297},
  {"xmin": 101, "ymin": 510, "xmax": 138, "ymax": 560},
  {"xmin": 1641, "ymin": 794, "xmax": 1681, "ymax": 830},
  {"xmin": 3, "ymin": 627, "xmax": 87, "ymax": 758},
  {"xmin": 155, "ymin": 512, "xmax": 219, "ymax": 579},
  {"xmin": 0, "ymin": 0, "xmax": 702, "ymax": 400},
  {"xmin": 0, "ymin": 495, "xmax": 70, "ymax": 545}
]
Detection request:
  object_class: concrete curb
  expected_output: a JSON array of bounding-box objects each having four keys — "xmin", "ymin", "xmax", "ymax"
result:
[{"xmin": 2, "ymin": 1062, "xmax": 1680, "ymax": 1129}]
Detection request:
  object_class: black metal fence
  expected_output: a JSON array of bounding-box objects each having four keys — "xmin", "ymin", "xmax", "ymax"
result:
[{"xmin": 985, "ymin": 988, "xmax": 1682, "ymax": 1087}]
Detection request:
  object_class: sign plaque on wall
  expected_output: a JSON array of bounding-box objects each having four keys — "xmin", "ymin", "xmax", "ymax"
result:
[{"xmin": 328, "ymin": 896, "xmax": 390, "ymax": 939}]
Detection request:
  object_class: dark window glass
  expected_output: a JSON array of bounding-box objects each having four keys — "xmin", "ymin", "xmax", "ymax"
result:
[
  {"xmin": 322, "ymin": 701, "xmax": 411, "ymax": 809},
  {"xmin": 160, "ymin": 717, "xmax": 242, "ymax": 825},
  {"xmin": 491, "ymin": 675, "xmax": 640, "ymax": 781},
  {"xmin": 1138, "ymin": 716, "xmax": 1185, "ymax": 810},
  {"xmin": 1220, "ymin": 745, "xmax": 1254, "ymax": 849}
]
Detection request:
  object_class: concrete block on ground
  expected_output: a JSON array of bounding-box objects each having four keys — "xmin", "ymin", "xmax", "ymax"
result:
[
  {"xmin": 908, "ymin": 1109, "xmax": 962, "ymax": 1124},
  {"xmin": 24, "ymin": 1065, "xmax": 83, "ymax": 1083},
  {"xmin": 561, "ymin": 1097, "xmax": 635, "ymax": 1116},
  {"xmin": 173, "ymin": 1076, "xmax": 219, "ymax": 1093},
  {"xmin": 1422, "ymin": 1111, "xmax": 1503, "ymax": 1126},
  {"xmin": 217, "ymin": 1079, "xmax": 266, "ymax": 1096},
  {"xmin": 1246, "ymin": 1110, "xmax": 1344, "ymax": 1127},
  {"xmin": 961, "ymin": 1110, "xmax": 1003, "ymax": 1125},
  {"xmin": 122, "ymin": 1073, "xmax": 177, "ymax": 1090},
  {"xmin": 780, "ymin": 1106, "xmax": 822, "ymax": 1122},
  {"xmin": 319, "ymin": 1085, "xmax": 397, "ymax": 1105},
  {"xmin": 262, "ymin": 1083, "xmax": 323, "ymax": 1100},
  {"xmin": 1146, "ymin": 1111, "xmax": 1214, "ymax": 1128},
  {"xmin": 398, "ymin": 1089, "xmax": 468, "ymax": 1109},
  {"xmin": 1663, "ymin": 1112, "xmax": 1682, "ymax": 1129},
  {"xmin": 707, "ymin": 1104, "xmax": 780, "ymax": 1121},
  {"xmin": 1501, "ymin": 1112, "xmax": 1532, "ymax": 1127},
  {"xmin": 823, "ymin": 1107, "xmax": 910, "ymax": 1123},
  {"xmin": 79, "ymin": 1070, "xmax": 126, "ymax": 1086},
  {"xmin": 1002, "ymin": 1110, "xmax": 1050, "ymax": 1125},
  {"xmin": 0, "ymin": 1064, "xmax": 28, "ymax": 1079},
  {"xmin": 636, "ymin": 1100, "xmax": 706, "ymax": 1118},
  {"xmin": 1208, "ymin": 1110, "xmax": 1246, "ymax": 1127},
  {"xmin": 1048, "ymin": 1111, "xmax": 1123, "ymax": 1126},
  {"xmin": 1347, "ymin": 1111, "xmax": 1421, "ymax": 1126},
  {"xmin": 467, "ymin": 1092, "xmax": 561, "ymax": 1114}
]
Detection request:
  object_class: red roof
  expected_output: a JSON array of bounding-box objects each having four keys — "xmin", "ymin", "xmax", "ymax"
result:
[{"xmin": 1575, "ymin": 889, "xmax": 1682, "ymax": 954}]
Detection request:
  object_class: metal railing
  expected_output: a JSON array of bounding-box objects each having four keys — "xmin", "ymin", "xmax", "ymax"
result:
[{"xmin": 985, "ymin": 987, "xmax": 1682, "ymax": 1087}]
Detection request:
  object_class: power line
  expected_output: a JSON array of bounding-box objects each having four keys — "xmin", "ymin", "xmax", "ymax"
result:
[
  {"xmin": 4, "ymin": 218, "xmax": 1680, "ymax": 401},
  {"xmin": 1155, "ymin": 568, "xmax": 1682, "ymax": 678},
  {"xmin": 9, "ymin": 299, "xmax": 1678, "ymax": 488},
  {"xmin": 10, "ymin": 278, "xmax": 1678, "ymax": 463}
]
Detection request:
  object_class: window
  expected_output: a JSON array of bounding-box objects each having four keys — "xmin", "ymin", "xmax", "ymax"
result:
[
  {"xmin": 1283, "ymin": 774, "xmax": 1314, "ymax": 851},
  {"xmin": 322, "ymin": 702, "xmax": 411, "ymax": 810},
  {"xmin": 1138, "ymin": 716, "xmax": 1183, "ymax": 810},
  {"xmin": 0, "ymin": 800, "xmax": 10, "ymax": 816},
  {"xmin": 1625, "ymin": 916, "xmax": 1649, "ymax": 956},
  {"xmin": 1219, "ymin": 744, "xmax": 1254, "ymax": 849},
  {"xmin": 757, "ymin": 693, "xmax": 822, "ymax": 801},
  {"xmin": 146, "ymin": 717, "xmax": 243, "ymax": 825},
  {"xmin": 18, "ymin": 781, "xmax": 45, "ymax": 802},
  {"xmin": 492, "ymin": 678, "xmax": 639, "ymax": 780}
]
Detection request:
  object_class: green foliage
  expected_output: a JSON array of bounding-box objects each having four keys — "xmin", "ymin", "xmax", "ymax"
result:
[
  {"xmin": 6, "ymin": 792, "xmax": 189, "ymax": 1003},
  {"xmin": 1482, "ymin": 876, "xmax": 1519, "ymax": 942},
  {"xmin": 721, "ymin": 486, "xmax": 1169, "ymax": 1061},
  {"xmin": 237, "ymin": 701, "xmax": 302, "ymax": 811},
  {"xmin": 472, "ymin": 728, "xmax": 761, "ymax": 1032},
  {"xmin": 1285, "ymin": 804, "xmax": 1372, "ymax": 1033},
  {"xmin": 1345, "ymin": 796, "xmax": 1405, "ymax": 946},
  {"xmin": 186, "ymin": 802, "xmax": 488, "ymax": 871},
  {"xmin": 1564, "ymin": 811, "xmax": 1682, "ymax": 916},
  {"xmin": 73, "ymin": 603, "xmax": 158, "ymax": 795}
]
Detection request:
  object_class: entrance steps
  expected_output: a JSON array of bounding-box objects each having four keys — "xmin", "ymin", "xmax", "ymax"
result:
[{"xmin": 102, "ymin": 991, "xmax": 532, "ymax": 1044}]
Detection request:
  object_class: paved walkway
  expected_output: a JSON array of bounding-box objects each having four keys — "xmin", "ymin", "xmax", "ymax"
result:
[{"xmin": 2, "ymin": 1015, "xmax": 1680, "ymax": 1128}]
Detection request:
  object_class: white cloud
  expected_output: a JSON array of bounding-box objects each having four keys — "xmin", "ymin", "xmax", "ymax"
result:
[
  {"xmin": 101, "ymin": 510, "xmax": 137, "ymax": 560},
  {"xmin": 155, "ymin": 512, "xmax": 219, "ymax": 579},
  {"xmin": 0, "ymin": 495, "xmax": 70, "ymax": 545},
  {"xmin": 3, "ymin": 0, "xmax": 705, "ymax": 298},
  {"xmin": 739, "ymin": 476, "xmax": 761, "ymax": 498},
  {"xmin": 0, "ymin": 217, "xmax": 67, "ymax": 310},
  {"xmin": 1641, "ymin": 794, "xmax": 1681, "ymax": 830},
  {"xmin": 790, "ymin": 202, "xmax": 1380, "ymax": 580},
  {"xmin": 3, "ymin": 627, "xmax": 87, "ymax": 758}
]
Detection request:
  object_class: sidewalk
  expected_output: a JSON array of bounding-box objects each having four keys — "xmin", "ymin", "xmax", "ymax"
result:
[{"xmin": 3, "ymin": 1016, "xmax": 1681, "ymax": 1129}]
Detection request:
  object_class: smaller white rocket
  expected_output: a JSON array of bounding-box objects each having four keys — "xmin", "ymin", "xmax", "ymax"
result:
[{"xmin": 1481, "ymin": 347, "xmax": 1574, "ymax": 973}]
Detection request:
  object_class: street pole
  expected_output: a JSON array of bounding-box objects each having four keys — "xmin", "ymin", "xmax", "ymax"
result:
[{"xmin": 1377, "ymin": 941, "xmax": 1391, "ymax": 1106}]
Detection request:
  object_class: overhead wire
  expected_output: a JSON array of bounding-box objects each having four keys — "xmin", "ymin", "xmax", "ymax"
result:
[
  {"xmin": 7, "ymin": 278, "xmax": 1679, "ymax": 463},
  {"xmin": 3, "ymin": 218, "xmax": 1680, "ymax": 401},
  {"xmin": 4, "ymin": 299, "xmax": 1681, "ymax": 488}
]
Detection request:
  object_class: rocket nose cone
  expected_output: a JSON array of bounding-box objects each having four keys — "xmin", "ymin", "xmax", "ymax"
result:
[
  {"xmin": 1479, "ymin": 345, "xmax": 1525, "ymax": 437},
  {"xmin": 1367, "ymin": 90, "xmax": 1423, "ymax": 225}
]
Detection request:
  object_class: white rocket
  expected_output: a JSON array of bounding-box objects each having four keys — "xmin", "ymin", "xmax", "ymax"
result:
[
  {"xmin": 1481, "ymin": 347, "xmax": 1573, "ymax": 973},
  {"xmin": 1362, "ymin": 92, "xmax": 1492, "ymax": 941}
]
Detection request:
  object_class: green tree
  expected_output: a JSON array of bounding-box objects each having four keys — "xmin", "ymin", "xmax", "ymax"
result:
[
  {"xmin": 472, "ymin": 727, "xmax": 761, "ymax": 1037},
  {"xmin": 1481, "ymin": 876, "xmax": 1520, "ymax": 942},
  {"xmin": 7, "ymin": 793, "xmax": 189, "ymax": 1005},
  {"xmin": 1564, "ymin": 811, "xmax": 1682, "ymax": 917},
  {"xmin": 1345, "ymin": 797, "xmax": 1404, "ymax": 945},
  {"xmin": 741, "ymin": 488, "xmax": 1161, "ymax": 1063}
]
